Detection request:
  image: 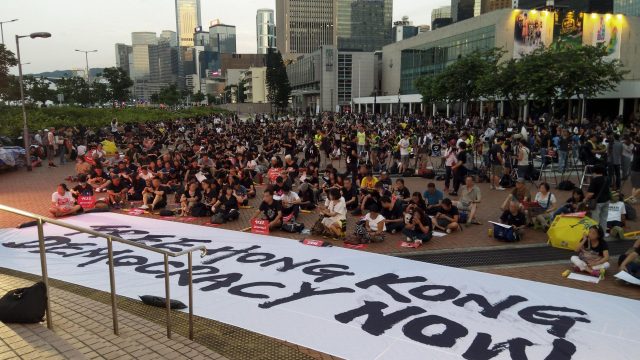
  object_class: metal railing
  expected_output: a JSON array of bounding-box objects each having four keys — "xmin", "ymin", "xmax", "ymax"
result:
[{"xmin": 0, "ymin": 204, "xmax": 207, "ymax": 340}]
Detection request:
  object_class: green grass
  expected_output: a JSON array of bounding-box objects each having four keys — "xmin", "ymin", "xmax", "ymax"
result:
[{"xmin": 0, "ymin": 106, "xmax": 228, "ymax": 137}]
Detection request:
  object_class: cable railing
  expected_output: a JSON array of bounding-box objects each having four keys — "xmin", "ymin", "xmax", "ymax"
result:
[{"xmin": 0, "ymin": 204, "xmax": 207, "ymax": 340}]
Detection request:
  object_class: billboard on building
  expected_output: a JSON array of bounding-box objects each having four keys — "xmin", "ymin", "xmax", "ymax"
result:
[
  {"xmin": 513, "ymin": 10, "xmax": 554, "ymax": 59},
  {"xmin": 552, "ymin": 10, "xmax": 583, "ymax": 49},
  {"xmin": 589, "ymin": 14, "xmax": 622, "ymax": 61}
]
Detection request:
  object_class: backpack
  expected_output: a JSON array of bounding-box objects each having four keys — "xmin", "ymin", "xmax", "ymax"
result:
[
  {"xmin": 0, "ymin": 282, "xmax": 47, "ymax": 323},
  {"xmin": 282, "ymin": 222, "xmax": 305, "ymax": 233}
]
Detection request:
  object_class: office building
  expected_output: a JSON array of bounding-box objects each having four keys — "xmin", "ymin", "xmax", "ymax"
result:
[
  {"xmin": 276, "ymin": 0, "xmax": 337, "ymax": 58},
  {"xmin": 418, "ymin": 25, "xmax": 431, "ymax": 33},
  {"xmin": 256, "ymin": 9, "xmax": 276, "ymax": 54},
  {"xmin": 515, "ymin": 0, "xmax": 614, "ymax": 12},
  {"xmin": 194, "ymin": 27, "xmax": 209, "ymax": 47},
  {"xmin": 157, "ymin": 37, "xmax": 179, "ymax": 84},
  {"xmin": 242, "ymin": 67, "xmax": 269, "ymax": 103},
  {"xmin": 351, "ymin": 8, "xmax": 640, "ymax": 119},
  {"xmin": 393, "ymin": 16, "xmax": 419, "ymax": 42},
  {"xmin": 175, "ymin": 0, "xmax": 201, "ymax": 47},
  {"xmin": 615, "ymin": 0, "xmax": 640, "ymax": 16},
  {"xmin": 337, "ymin": 0, "xmax": 393, "ymax": 52},
  {"xmin": 432, "ymin": 6, "xmax": 453, "ymax": 29},
  {"xmin": 160, "ymin": 30, "xmax": 178, "ymax": 47},
  {"xmin": 451, "ymin": 0, "xmax": 482, "ymax": 22},
  {"xmin": 115, "ymin": 43, "xmax": 132, "ymax": 75},
  {"xmin": 286, "ymin": 45, "xmax": 376, "ymax": 112},
  {"xmin": 130, "ymin": 32, "xmax": 158, "ymax": 81},
  {"xmin": 210, "ymin": 23, "xmax": 237, "ymax": 54}
]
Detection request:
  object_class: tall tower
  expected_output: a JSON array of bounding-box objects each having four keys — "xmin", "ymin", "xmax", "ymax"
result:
[
  {"xmin": 175, "ymin": 0, "xmax": 202, "ymax": 47},
  {"xmin": 256, "ymin": 9, "xmax": 276, "ymax": 54},
  {"xmin": 276, "ymin": 0, "xmax": 337, "ymax": 58},
  {"xmin": 336, "ymin": 0, "xmax": 393, "ymax": 52}
]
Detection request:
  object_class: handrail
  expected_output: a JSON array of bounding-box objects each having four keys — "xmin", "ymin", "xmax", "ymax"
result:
[{"xmin": 0, "ymin": 204, "xmax": 207, "ymax": 340}]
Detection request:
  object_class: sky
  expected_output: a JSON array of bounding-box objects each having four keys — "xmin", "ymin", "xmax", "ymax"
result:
[{"xmin": 1, "ymin": 0, "xmax": 451, "ymax": 74}]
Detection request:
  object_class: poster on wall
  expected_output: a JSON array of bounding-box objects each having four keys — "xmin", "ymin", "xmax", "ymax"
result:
[
  {"xmin": 591, "ymin": 14, "xmax": 622, "ymax": 61},
  {"xmin": 553, "ymin": 10, "xmax": 583, "ymax": 49},
  {"xmin": 513, "ymin": 10, "xmax": 554, "ymax": 59}
]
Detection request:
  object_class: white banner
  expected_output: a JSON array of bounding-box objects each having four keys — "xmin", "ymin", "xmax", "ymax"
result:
[{"xmin": 1, "ymin": 213, "xmax": 639, "ymax": 360}]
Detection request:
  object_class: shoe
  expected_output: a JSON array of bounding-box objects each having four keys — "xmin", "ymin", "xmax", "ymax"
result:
[
  {"xmin": 406, "ymin": 237, "xmax": 412, "ymax": 242},
  {"xmin": 391, "ymin": 229, "xmax": 397, "ymax": 234},
  {"xmin": 470, "ymin": 219, "xmax": 482, "ymax": 225},
  {"xmin": 139, "ymin": 205, "xmax": 149, "ymax": 210},
  {"xmin": 496, "ymin": 187, "xmax": 505, "ymax": 191},
  {"xmin": 415, "ymin": 240, "xmax": 423, "ymax": 246},
  {"xmin": 446, "ymin": 228, "xmax": 452, "ymax": 234}
]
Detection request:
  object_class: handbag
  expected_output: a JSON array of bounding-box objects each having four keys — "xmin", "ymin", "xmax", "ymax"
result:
[{"xmin": 0, "ymin": 281, "xmax": 47, "ymax": 323}]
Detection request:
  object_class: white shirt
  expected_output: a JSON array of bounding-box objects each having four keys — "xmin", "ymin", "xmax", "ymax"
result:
[
  {"xmin": 77, "ymin": 145, "xmax": 87, "ymax": 157},
  {"xmin": 534, "ymin": 192, "xmax": 557, "ymax": 209},
  {"xmin": 399, "ymin": 138, "xmax": 410, "ymax": 156},
  {"xmin": 364, "ymin": 213, "xmax": 386, "ymax": 232},
  {"xmin": 51, "ymin": 191, "xmax": 75, "ymax": 209},
  {"xmin": 324, "ymin": 198, "xmax": 347, "ymax": 221},
  {"xmin": 607, "ymin": 201, "xmax": 626, "ymax": 222},
  {"xmin": 280, "ymin": 191, "xmax": 300, "ymax": 209}
]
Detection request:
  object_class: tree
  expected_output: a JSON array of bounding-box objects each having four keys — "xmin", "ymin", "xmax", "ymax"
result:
[
  {"xmin": 54, "ymin": 76, "xmax": 87, "ymax": 105},
  {"xmin": 0, "ymin": 44, "xmax": 18, "ymax": 100},
  {"xmin": 192, "ymin": 90, "xmax": 205, "ymax": 105},
  {"xmin": 206, "ymin": 93, "xmax": 216, "ymax": 105},
  {"xmin": 92, "ymin": 82, "xmax": 110, "ymax": 105},
  {"xmin": 157, "ymin": 84, "xmax": 181, "ymax": 106},
  {"xmin": 23, "ymin": 76, "xmax": 55, "ymax": 104},
  {"xmin": 1, "ymin": 75, "xmax": 21, "ymax": 102},
  {"xmin": 266, "ymin": 49, "xmax": 291, "ymax": 112},
  {"xmin": 102, "ymin": 67, "xmax": 133, "ymax": 103}
]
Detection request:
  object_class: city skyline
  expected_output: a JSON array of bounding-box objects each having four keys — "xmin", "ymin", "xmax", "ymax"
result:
[{"xmin": 0, "ymin": 0, "xmax": 449, "ymax": 74}]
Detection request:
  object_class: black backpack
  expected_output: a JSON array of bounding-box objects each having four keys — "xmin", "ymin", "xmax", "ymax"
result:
[{"xmin": 0, "ymin": 281, "xmax": 47, "ymax": 323}]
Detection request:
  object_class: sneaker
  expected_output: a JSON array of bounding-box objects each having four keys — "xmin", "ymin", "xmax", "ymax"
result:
[
  {"xmin": 446, "ymin": 228, "xmax": 452, "ymax": 234},
  {"xmin": 139, "ymin": 205, "xmax": 149, "ymax": 210},
  {"xmin": 496, "ymin": 187, "xmax": 505, "ymax": 191}
]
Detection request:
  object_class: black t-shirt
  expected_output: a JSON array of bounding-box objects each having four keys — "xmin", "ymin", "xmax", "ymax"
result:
[
  {"xmin": 539, "ymin": 134, "xmax": 551, "ymax": 148},
  {"xmin": 346, "ymin": 142, "xmax": 358, "ymax": 168},
  {"xmin": 436, "ymin": 205, "xmax": 459, "ymax": 218},
  {"xmin": 559, "ymin": 136, "xmax": 570, "ymax": 151},
  {"xmin": 382, "ymin": 200, "xmax": 404, "ymax": 220},
  {"xmin": 587, "ymin": 175, "xmax": 610, "ymax": 203},
  {"xmin": 151, "ymin": 185, "xmax": 170, "ymax": 203},
  {"xmin": 72, "ymin": 184, "xmax": 94, "ymax": 198},
  {"xmin": 378, "ymin": 178, "xmax": 392, "ymax": 191},
  {"xmin": 202, "ymin": 188, "xmax": 218, "ymax": 205},
  {"xmin": 500, "ymin": 210, "xmax": 526, "ymax": 227},
  {"xmin": 218, "ymin": 194, "xmax": 238, "ymax": 211},
  {"xmin": 584, "ymin": 239, "xmax": 609, "ymax": 257},
  {"xmin": 489, "ymin": 144, "xmax": 504, "ymax": 165},
  {"xmin": 284, "ymin": 138, "xmax": 296, "ymax": 155},
  {"xmin": 394, "ymin": 187, "xmax": 410, "ymax": 200},
  {"xmin": 259, "ymin": 200, "xmax": 282, "ymax": 221},
  {"xmin": 342, "ymin": 185, "xmax": 358, "ymax": 203},
  {"xmin": 107, "ymin": 181, "xmax": 128, "ymax": 193}
]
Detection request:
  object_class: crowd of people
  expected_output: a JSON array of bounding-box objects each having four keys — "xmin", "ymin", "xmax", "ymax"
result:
[{"xmin": 38, "ymin": 110, "xmax": 640, "ymax": 280}]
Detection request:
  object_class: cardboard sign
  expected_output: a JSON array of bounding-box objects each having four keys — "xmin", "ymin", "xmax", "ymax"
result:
[
  {"xmin": 251, "ymin": 219, "xmax": 270, "ymax": 235},
  {"xmin": 77, "ymin": 195, "xmax": 96, "ymax": 210},
  {"xmin": 301, "ymin": 239, "xmax": 325, "ymax": 247}
]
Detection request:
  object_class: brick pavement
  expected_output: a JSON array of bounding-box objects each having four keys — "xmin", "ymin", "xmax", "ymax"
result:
[{"xmin": 0, "ymin": 273, "xmax": 228, "ymax": 360}]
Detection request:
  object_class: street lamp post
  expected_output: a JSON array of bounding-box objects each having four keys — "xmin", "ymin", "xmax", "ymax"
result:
[
  {"xmin": 0, "ymin": 19, "xmax": 18, "ymax": 45},
  {"xmin": 75, "ymin": 49, "xmax": 97, "ymax": 82},
  {"xmin": 17, "ymin": 32, "xmax": 52, "ymax": 171}
]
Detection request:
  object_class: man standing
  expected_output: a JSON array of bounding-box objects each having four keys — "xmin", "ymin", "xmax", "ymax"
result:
[
  {"xmin": 398, "ymin": 133, "xmax": 410, "ymax": 174},
  {"xmin": 585, "ymin": 165, "xmax": 610, "ymax": 230},
  {"xmin": 488, "ymin": 137, "xmax": 505, "ymax": 190}
]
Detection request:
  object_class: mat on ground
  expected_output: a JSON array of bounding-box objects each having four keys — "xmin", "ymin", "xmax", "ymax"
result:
[{"xmin": 1, "ymin": 213, "xmax": 639, "ymax": 360}]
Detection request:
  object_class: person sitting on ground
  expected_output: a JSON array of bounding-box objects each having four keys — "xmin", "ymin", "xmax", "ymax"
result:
[
  {"xmin": 127, "ymin": 173, "xmax": 147, "ymax": 202},
  {"xmin": 211, "ymin": 185, "xmax": 240, "ymax": 223},
  {"xmin": 501, "ymin": 178, "xmax": 531, "ymax": 211},
  {"xmin": 75, "ymin": 156, "xmax": 92, "ymax": 179},
  {"xmin": 552, "ymin": 188, "xmax": 586, "ymax": 219},
  {"xmin": 380, "ymin": 196, "xmax": 405, "ymax": 234},
  {"xmin": 88, "ymin": 166, "xmax": 108, "ymax": 190},
  {"xmin": 140, "ymin": 177, "xmax": 169, "ymax": 210},
  {"xmin": 49, "ymin": 183, "xmax": 83, "ymax": 217},
  {"xmin": 71, "ymin": 174, "xmax": 94, "ymax": 199},
  {"xmin": 357, "ymin": 202, "xmax": 386, "ymax": 243},
  {"xmin": 280, "ymin": 183, "xmax": 302, "ymax": 221},
  {"xmin": 402, "ymin": 206, "xmax": 433, "ymax": 246},
  {"xmin": 530, "ymin": 182, "xmax": 557, "ymax": 231},
  {"xmin": 341, "ymin": 177, "xmax": 359, "ymax": 211},
  {"xmin": 360, "ymin": 168, "xmax": 379, "ymax": 193},
  {"xmin": 353, "ymin": 181, "xmax": 389, "ymax": 216},
  {"xmin": 239, "ymin": 169, "xmax": 257, "ymax": 198},
  {"xmin": 106, "ymin": 175, "xmax": 130, "ymax": 209},
  {"xmin": 571, "ymin": 225, "xmax": 610, "ymax": 278},
  {"xmin": 253, "ymin": 188, "xmax": 283, "ymax": 230},
  {"xmin": 378, "ymin": 171, "xmax": 392, "ymax": 191},
  {"xmin": 433, "ymin": 198, "xmax": 461, "ymax": 234},
  {"xmin": 618, "ymin": 239, "xmax": 640, "ymax": 279},
  {"xmin": 454, "ymin": 176, "xmax": 482, "ymax": 225},
  {"xmin": 407, "ymin": 191, "xmax": 428, "ymax": 212},
  {"xmin": 606, "ymin": 191, "xmax": 627, "ymax": 239},
  {"xmin": 423, "ymin": 182, "xmax": 444, "ymax": 216},
  {"xmin": 393, "ymin": 178, "xmax": 411, "ymax": 202},
  {"xmin": 318, "ymin": 188, "xmax": 347, "ymax": 238},
  {"xmin": 179, "ymin": 181, "xmax": 202, "ymax": 216},
  {"xmin": 499, "ymin": 200, "xmax": 527, "ymax": 241}
]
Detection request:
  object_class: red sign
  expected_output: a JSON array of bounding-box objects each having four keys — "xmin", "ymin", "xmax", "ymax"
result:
[
  {"xmin": 251, "ymin": 219, "xmax": 270, "ymax": 235},
  {"xmin": 77, "ymin": 195, "xmax": 96, "ymax": 210},
  {"xmin": 302, "ymin": 239, "xmax": 325, "ymax": 247}
]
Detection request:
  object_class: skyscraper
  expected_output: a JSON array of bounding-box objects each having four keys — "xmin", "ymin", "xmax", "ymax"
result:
[
  {"xmin": 451, "ymin": 0, "xmax": 482, "ymax": 22},
  {"xmin": 392, "ymin": 16, "xmax": 419, "ymax": 43},
  {"xmin": 276, "ymin": 0, "xmax": 337, "ymax": 57},
  {"xmin": 131, "ymin": 32, "xmax": 158, "ymax": 81},
  {"xmin": 431, "ymin": 5, "xmax": 453, "ymax": 29},
  {"xmin": 256, "ymin": 9, "xmax": 276, "ymax": 54},
  {"xmin": 337, "ymin": 0, "xmax": 393, "ymax": 52},
  {"xmin": 175, "ymin": 0, "xmax": 202, "ymax": 47},
  {"xmin": 160, "ymin": 30, "xmax": 178, "ymax": 47},
  {"xmin": 115, "ymin": 43, "xmax": 132, "ymax": 75},
  {"xmin": 210, "ymin": 23, "xmax": 237, "ymax": 54}
]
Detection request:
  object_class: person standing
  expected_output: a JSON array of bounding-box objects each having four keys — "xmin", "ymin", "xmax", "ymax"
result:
[
  {"xmin": 488, "ymin": 137, "xmax": 505, "ymax": 190},
  {"xmin": 398, "ymin": 133, "xmax": 410, "ymax": 174},
  {"xmin": 622, "ymin": 135, "xmax": 634, "ymax": 181},
  {"xmin": 46, "ymin": 127, "xmax": 57, "ymax": 167},
  {"xmin": 608, "ymin": 133, "xmax": 623, "ymax": 191},
  {"xmin": 585, "ymin": 165, "xmax": 610, "ymax": 230}
]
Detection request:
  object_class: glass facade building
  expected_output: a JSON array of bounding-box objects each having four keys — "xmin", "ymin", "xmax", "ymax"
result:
[
  {"xmin": 452, "ymin": 0, "xmax": 482, "ymax": 22},
  {"xmin": 615, "ymin": 0, "xmax": 640, "ymax": 15},
  {"xmin": 256, "ymin": 9, "xmax": 276, "ymax": 54},
  {"xmin": 131, "ymin": 32, "xmax": 158, "ymax": 81},
  {"xmin": 210, "ymin": 24, "xmax": 237, "ymax": 54},
  {"xmin": 175, "ymin": 0, "xmax": 201, "ymax": 47},
  {"xmin": 337, "ymin": 0, "xmax": 393, "ymax": 52},
  {"xmin": 399, "ymin": 25, "xmax": 495, "ymax": 93},
  {"xmin": 276, "ymin": 0, "xmax": 336, "ymax": 56}
]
